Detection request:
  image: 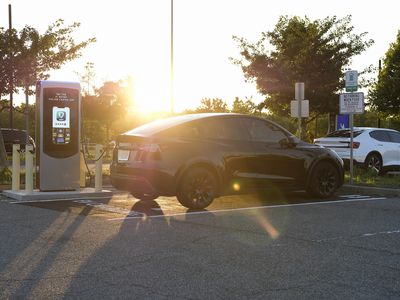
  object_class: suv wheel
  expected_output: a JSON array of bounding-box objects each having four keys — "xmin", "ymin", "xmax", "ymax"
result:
[
  {"xmin": 177, "ymin": 167, "xmax": 217, "ymax": 209},
  {"xmin": 365, "ymin": 153, "xmax": 383, "ymax": 174},
  {"xmin": 307, "ymin": 162, "xmax": 339, "ymax": 198}
]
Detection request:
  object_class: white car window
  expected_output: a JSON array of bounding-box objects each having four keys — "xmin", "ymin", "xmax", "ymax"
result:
[
  {"xmin": 369, "ymin": 130, "xmax": 391, "ymax": 142},
  {"xmin": 388, "ymin": 131, "xmax": 400, "ymax": 143}
]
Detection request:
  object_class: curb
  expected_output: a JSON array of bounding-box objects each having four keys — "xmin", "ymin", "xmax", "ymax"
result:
[{"xmin": 340, "ymin": 184, "xmax": 400, "ymax": 197}]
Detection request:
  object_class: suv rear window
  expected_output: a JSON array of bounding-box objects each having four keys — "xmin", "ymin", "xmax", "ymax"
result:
[{"xmin": 326, "ymin": 129, "xmax": 363, "ymax": 138}]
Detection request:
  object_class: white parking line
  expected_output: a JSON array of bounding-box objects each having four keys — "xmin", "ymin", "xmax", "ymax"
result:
[{"xmin": 107, "ymin": 195, "xmax": 387, "ymax": 221}]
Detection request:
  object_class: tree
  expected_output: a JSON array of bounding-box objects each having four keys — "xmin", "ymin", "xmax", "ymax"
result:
[
  {"xmin": 232, "ymin": 15, "xmax": 373, "ymax": 120},
  {"xmin": 18, "ymin": 21, "xmax": 95, "ymax": 94},
  {"xmin": 76, "ymin": 62, "xmax": 96, "ymax": 96},
  {"xmin": 195, "ymin": 98, "xmax": 229, "ymax": 113},
  {"xmin": 0, "ymin": 20, "xmax": 95, "ymax": 168},
  {"xmin": 82, "ymin": 80, "xmax": 130, "ymax": 144},
  {"xmin": 231, "ymin": 97, "xmax": 257, "ymax": 114},
  {"xmin": 0, "ymin": 19, "xmax": 95, "ymax": 106},
  {"xmin": 369, "ymin": 31, "xmax": 400, "ymax": 116}
]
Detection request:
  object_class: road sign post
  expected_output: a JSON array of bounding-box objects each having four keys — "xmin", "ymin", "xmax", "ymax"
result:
[
  {"xmin": 342, "ymin": 70, "xmax": 363, "ymax": 184},
  {"xmin": 291, "ymin": 83, "xmax": 309, "ymax": 139}
]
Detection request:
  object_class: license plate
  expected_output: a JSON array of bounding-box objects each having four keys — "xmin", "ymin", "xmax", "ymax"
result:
[{"xmin": 118, "ymin": 149, "xmax": 130, "ymax": 161}]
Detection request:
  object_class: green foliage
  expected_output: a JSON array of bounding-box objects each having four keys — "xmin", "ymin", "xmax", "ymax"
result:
[
  {"xmin": 232, "ymin": 15, "xmax": 373, "ymax": 117},
  {"xmin": 369, "ymin": 31, "xmax": 400, "ymax": 116},
  {"xmin": 345, "ymin": 167, "xmax": 400, "ymax": 188},
  {"xmin": 231, "ymin": 97, "xmax": 258, "ymax": 114},
  {"xmin": 82, "ymin": 80, "xmax": 130, "ymax": 143},
  {"xmin": 0, "ymin": 19, "xmax": 95, "ymax": 98},
  {"xmin": 188, "ymin": 98, "xmax": 230, "ymax": 113},
  {"xmin": 0, "ymin": 167, "xmax": 11, "ymax": 184}
]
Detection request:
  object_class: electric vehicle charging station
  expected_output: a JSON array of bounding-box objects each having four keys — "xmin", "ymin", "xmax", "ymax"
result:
[
  {"xmin": 36, "ymin": 81, "xmax": 81, "ymax": 191},
  {"xmin": 3, "ymin": 80, "xmax": 112, "ymax": 201}
]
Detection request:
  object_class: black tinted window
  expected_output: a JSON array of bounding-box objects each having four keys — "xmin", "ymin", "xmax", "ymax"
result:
[
  {"xmin": 327, "ymin": 129, "xmax": 363, "ymax": 138},
  {"xmin": 242, "ymin": 118, "xmax": 287, "ymax": 143},
  {"xmin": 388, "ymin": 131, "xmax": 400, "ymax": 143},
  {"xmin": 370, "ymin": 130, "xmax": 391, "ymax": 142},
  {"xmin": 163, "ymin": 123, "xmax": 201, "ymax": 139},
  {"xmin": 200, "ymin": 117, "xmax": 248, "ymax": 141}
]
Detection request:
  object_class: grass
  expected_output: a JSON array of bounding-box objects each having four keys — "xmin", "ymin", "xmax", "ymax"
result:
[{"xmin": 344, "ymin": 167, "xmax": 400, "ymax": 188}]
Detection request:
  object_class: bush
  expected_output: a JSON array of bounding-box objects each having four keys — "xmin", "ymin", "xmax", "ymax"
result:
[{"xmin": 0, "ymin": 167, "xmax": 12, "ymax": 184}]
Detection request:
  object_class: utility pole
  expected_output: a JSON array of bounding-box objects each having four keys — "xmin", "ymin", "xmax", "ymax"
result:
[
  {"xmin": 8, "ymin": 4, "xmax": 13, "ymax": 129},
  {"xmin": 378, "ymin": 59, "xmax": 382, "ymax": 128},
  {"xmin": 170, "ymin": 0, "xmax": 174, "ymax": 114}
]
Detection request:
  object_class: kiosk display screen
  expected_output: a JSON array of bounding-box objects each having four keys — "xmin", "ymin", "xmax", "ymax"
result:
[{"xmin": 43, "ymin": 87, "xmax": 79, "ymax": 158}]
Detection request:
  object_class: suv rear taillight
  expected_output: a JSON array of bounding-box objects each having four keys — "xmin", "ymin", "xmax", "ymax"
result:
[
  {"xmin": 134, "ymin": 143, "xmax": 161, "ymax": 161},
  {"xmin": 350, "ymin": 142, "xmax": 360, "ymax": 149}
]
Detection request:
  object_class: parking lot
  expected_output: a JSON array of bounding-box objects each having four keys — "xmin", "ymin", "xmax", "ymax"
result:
[
  {"xmin": 1, "ymin": 189, "xmax": 399, "ymax": 299},
  {"xmin": 9, "ymin": 188, "xmax": 387, "ymax": 221}
]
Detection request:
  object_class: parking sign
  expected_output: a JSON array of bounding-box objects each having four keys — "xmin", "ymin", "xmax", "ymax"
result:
[{"xmin": 339, "ymin": 92, "xmax": 364, "ymax": 114}]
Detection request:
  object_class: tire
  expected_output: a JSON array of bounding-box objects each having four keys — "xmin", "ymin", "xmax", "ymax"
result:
[
  {"xmin": 177, "ymin": 167, "xmax": 217, "ymax": 209},
  {"xmin": 307, "ymin": 161, "xmax": 340, "ymax": 198},
  {"xmin": 364, "ymin": 153, "xmax": 383, "ymax": 175}
]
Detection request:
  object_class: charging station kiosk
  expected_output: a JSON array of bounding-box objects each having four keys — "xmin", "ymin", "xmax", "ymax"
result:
[{"xmin": 36, "ymin": 81, "xmax": 81, "ymax": 191}]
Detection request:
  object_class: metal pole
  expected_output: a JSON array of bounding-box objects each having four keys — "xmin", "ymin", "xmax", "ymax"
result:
[
  {"xmin": 295, "ymin": 83, "xmax": 304, "ymax": 139},
  {"xmin": 8, "ymin": 4, "xmax": 13, "ymax": 129},
  {"xmin": 349, "ymin": 114, "xmax": 354, "ymax": 184},
  {"xmin": 298, "ymin": 99, "xmax": 301, "ymax": 139},
  {"xmin": 95, "ymin": 144, "xmax": 103, "ymax": 192},
  {"xmin": 170, "ymin": 0, "xmax": 174, "ymax": 114},
  {"xmin": 25, "ymin": 144, "xmax": 34, "ymax": 193},
  {"xmin": 25, "ymin": 88, "xmax": 29, "ymax": 144},
  {"xmin": 12, "ymin": 144, "xmax": 20, "ymax": 191}
]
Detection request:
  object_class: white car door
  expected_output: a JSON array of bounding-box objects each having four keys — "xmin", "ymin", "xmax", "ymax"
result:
[
  {"xmin": 369, "ymin": 130, "xmax": 398, "ymax": 167},
  {"xmin": 388, "ymin": 131, "xmax": 400, "ymax": 167}
]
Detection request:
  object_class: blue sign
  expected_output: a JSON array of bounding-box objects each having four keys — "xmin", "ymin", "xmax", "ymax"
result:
[{"xmin": 337, "ymin": 114, "xmax": 349, "ymax": 130}]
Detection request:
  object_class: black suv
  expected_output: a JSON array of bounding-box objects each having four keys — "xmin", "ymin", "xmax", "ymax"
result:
[
  {"xmin": 1, "ymin": 128, "xmax": 35, "ymax": 155},
  {"xmin": 111, "ymin": 113, "xmax": 344, "ymax": 209}
]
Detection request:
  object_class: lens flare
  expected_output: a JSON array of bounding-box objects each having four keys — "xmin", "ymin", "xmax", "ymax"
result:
[{"xmin": 233, "ymin": 182, "xmax": 241, "ymax": 191}]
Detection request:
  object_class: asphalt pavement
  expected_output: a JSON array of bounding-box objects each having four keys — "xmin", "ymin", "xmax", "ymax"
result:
[{"xmin": 0, "ymin": 188, "xmax": 399, "ymax": 299}]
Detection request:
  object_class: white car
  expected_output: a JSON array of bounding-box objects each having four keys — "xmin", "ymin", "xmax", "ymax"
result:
[{"xmin": 314, "ymin": 127, "xmax": 400, "ymax": 174}]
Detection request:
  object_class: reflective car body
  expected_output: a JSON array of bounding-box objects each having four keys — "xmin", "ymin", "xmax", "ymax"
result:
[
  {"xmin": 314, "ymin": 127, "xmax": 400, "ymax": 173},
  {"xmin": 111, "ymin": 113, "xmax": 344, "ymax": 208}
]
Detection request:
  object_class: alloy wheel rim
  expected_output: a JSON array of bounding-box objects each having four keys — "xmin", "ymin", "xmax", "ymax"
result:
[
  {"xmin": 317, "ymin": 168, "xmax": 336, "ymax": 196},
  {"xmin": 368, "ymin": 156, "xmax": 381, "ymax": 173},
  {"xmin": 188, "ymin": 174, "xmax": 214, "ymax": 205}
]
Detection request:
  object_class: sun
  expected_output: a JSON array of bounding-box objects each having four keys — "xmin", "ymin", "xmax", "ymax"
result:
[{"xmin": 130, "ymin": 74, "xmax": 172, "ymax": 114}]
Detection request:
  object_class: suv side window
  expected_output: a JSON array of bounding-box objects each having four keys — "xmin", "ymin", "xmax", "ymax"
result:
[
  {"xmin": 242, "ymin": 118, "xmax": 287, "ymax": 143},
  {"xmin": 370, "ymin": 130, "xmax": 391, "ymax": 142},
  {"xmin": 200, "ymin": 117, "xmax": 248, "ymax": 141},
  {"xmin": 164, "ymin": 123, "xmax": 201, "ymax": 139},
  {"xmin": 388, "ymin": 131, "xmax": 400, "ymax": 143}
]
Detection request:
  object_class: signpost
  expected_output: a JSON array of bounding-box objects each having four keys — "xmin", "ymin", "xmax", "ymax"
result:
[
  {"xmin": 291, "ymin": 82, "xmax": 309, "ymax": 139},
  {"xmin": 342, "ymin": 71, "xmax": 364, "ymax": 184}
]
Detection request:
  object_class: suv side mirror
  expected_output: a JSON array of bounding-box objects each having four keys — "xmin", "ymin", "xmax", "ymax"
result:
[{"xmin": 279, "ymin": 136, "xmax": 298, "ymax": 148}]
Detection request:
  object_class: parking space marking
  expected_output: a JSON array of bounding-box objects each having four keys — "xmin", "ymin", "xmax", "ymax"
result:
[
  {"xmin": 107, "ymin": 195, "xmax": 387, "ymax": 221},
  {"xmin": 339, "ymin": 194, "xmax": 374, "ymax": 199},
  {"xmin": 8, "ymin": 195, "xmax": 114, "ymax": 204}
]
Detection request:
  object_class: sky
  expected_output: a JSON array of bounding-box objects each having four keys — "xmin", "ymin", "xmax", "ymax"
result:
[{"xmin": 4, "ymin": 0, "xmax": 400, "ymax": 113}]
